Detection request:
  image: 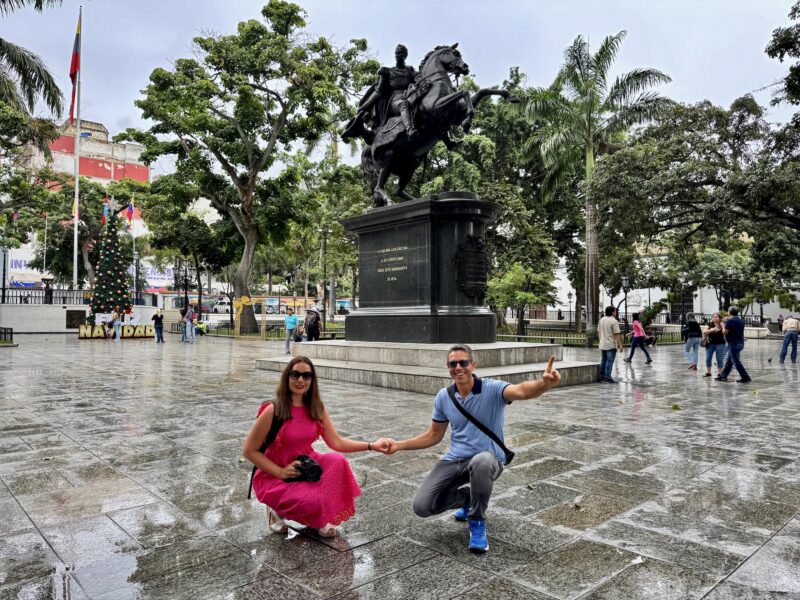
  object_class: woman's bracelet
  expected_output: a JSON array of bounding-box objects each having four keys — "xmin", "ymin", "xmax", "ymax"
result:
[{"xmin": 367, "ymin": 442, "xmax": 372, "ymax": 451}]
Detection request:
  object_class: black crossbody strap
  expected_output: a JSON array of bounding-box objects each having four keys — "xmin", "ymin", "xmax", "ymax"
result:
[
  {"xmin": 247, "ymin": 416, "xmax": 284, "ymax": 499},
  {"xmin": 446, "ymin": 385, "xmax": 514, "ymax": 465}
]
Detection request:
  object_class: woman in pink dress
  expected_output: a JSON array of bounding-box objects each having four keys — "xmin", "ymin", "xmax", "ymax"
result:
[{"xmin": 243, "ymin": 357, "xmax": 388, "ymax": 537}]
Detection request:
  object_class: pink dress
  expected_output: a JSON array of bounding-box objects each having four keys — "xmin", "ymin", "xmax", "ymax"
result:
[{"xmin": 252, "ymin": 405, "xmax": 361, "ymax": 529}]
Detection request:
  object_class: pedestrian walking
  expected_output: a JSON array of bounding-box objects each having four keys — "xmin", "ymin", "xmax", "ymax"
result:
[
  {"xmin": 304, "ymin": 306, "xmax": 321, "ymax": 342},
  {"xmin": 283, "ymin": 308, "xmax": 299, "ymax": 355},
  {"xmin": 623, "ymin": 312, "xmax": 652, "ymax": 364},
  {"xmin": 184, "ymin": 304, "xmax": 195, "ymax": 344},
  {"xmin": 682, "ymin": 316, "xmax": 702, "ymax": 370},
  {"xmin": 152, "ymin": 309, "xmax": 165, "ymax": 343},
  {"xmin": 111, "ymin": 306, "xmax": 122, "ymax": 342},
  {"xmin": 179, "ymin": 308, "xmax": 187, "ymax": 342},
  {"xmin": 717, "ymin": 306, "xmax": 751, "ymax": 383},
  {"xmin": 380, "ymin": 345, "xmax": 561, "ymax": 553},
  {"xmin": 780, "ymin": 314, "xmax": 799, "ymax": 364},
  {"xmin": 702, "ymin": 312, "xmax": 726, "ymax": 377},
  {"xmin": 598, "ymin": 306, "xmax": 624, "ymax": 383}
]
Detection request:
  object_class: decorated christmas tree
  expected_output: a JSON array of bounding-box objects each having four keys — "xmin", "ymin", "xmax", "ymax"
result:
[{"xmin": 90, "ymin": 215, "xmax": 131, "ymax": 319}]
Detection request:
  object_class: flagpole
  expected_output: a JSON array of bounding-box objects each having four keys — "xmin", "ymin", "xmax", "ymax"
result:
[
  {"xmin": 72, "ymin": 6, "xmax": 82, "ymax": 290},
  {"xmin": 43, "ymin": 213, "xmax": 48, "ymax": 273}
]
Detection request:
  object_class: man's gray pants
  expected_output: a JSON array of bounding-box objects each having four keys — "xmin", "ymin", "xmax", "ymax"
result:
[
  {"xmin": 413, "ymin": 451, "xmax": 503, "ymax": 521},
  {"xmin": 284, "ymin": 329, "xmax": 294, "ymax": 353}
]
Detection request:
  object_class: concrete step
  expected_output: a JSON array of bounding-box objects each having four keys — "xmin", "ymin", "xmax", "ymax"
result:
[
  {"xmin": 255, "ymin": 355, "xmax": 598, "ymax": 395},
  {"xmin": 287, "ymin": 340, "xmax": 563, "ymax": 369}
]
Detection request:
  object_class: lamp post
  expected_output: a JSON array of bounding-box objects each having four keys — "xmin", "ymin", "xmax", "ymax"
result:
[
  {"xmin": 132, "ymin": 250, "xmax": 139, "ymax": 305},
  {"xmin": 726, "ymin": 267, "xmax": 735, "ymax": 310},
  {"xmin": 320, "ymin": 226, "xmax": 329, "ymax": 331},
  {"xmin": 621, "ymin": 276, "xmax": 630, "ymax": 334},
  {"xmin": 567, "ymin": 291, "xmax": 573, "ymax": 329}
]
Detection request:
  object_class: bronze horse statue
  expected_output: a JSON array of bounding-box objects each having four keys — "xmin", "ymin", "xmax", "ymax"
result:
[{"xmin": 343, "ymin": 44, "xmax": 519, "ymax": 207}]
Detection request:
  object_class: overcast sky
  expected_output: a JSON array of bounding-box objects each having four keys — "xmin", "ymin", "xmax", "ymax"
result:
[{"xmin": 6, "ymin": 0, "xmax": 796, "ymax": 175}]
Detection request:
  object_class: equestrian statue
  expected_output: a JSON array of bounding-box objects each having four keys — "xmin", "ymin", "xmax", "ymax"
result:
[{"xmin": 342, "ymin": 43, "xmax": 520, "ymax": 207}]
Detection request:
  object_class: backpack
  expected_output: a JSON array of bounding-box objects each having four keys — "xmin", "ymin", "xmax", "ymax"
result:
[{"xmin": 246, "ymin": 401, "xmax": 284, "ymax": 499}]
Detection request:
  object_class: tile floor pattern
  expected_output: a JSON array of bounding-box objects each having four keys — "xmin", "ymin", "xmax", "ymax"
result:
[{"xmin": 1, "ymin": 334, "xmax": 799, "ymax": 599}]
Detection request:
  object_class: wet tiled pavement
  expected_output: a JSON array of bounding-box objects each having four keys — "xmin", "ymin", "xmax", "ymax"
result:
[{"xmin": 1, "ymin": 334, "xmax": 799, "ymax": 599}]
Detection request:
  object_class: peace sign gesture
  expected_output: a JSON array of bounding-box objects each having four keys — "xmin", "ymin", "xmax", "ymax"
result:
[{"xmin": 542, "ymin": 356, "xmax": 561, "ymax": 389}]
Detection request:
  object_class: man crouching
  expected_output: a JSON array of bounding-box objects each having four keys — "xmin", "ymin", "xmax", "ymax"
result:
[{"xmin": 384, "ymin": 344, "xmax": 561, "ymax": 552}]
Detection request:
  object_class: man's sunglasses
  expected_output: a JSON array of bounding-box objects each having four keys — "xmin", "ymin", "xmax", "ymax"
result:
[
  {"xmin": 288, "ymin": 371, "xmax": 313, "ymax": 381},
  {"xmin": 447, "ymin": 359, "xmax": 472, "ymax": 369}
]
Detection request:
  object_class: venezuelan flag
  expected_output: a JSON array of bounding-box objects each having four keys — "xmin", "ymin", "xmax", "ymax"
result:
[{"xmin": 69, "ymin": 12, "xmax": 81, "ymax": 125}]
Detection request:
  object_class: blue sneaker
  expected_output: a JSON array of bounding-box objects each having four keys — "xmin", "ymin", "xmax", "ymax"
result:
[
  {"xmin": 468, "ymin": 519, "xmax": 489, "ymax": 552},
  {"xmin": 454, "ymin": 506, "xmax": 469, "ymax": 522}
]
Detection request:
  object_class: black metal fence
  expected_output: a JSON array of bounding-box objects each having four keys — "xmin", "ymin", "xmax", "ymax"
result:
[
  {"xmin": 0, "ymin": 327, "xmax": 12, "ymax": 343},
  {"xmin": 0, "ymin": 288, "xmax": 157, "ymax": 306},
  {"xmin": 535, "ymin": 309, "xmax": 765, "ymax": 327}
]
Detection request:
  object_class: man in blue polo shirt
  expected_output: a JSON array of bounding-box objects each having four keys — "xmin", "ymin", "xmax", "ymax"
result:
[
  {"xmin": 283, "ymin": 308, "xmax": 299, "ymax": 354},
  {"xmin": 718, "ymin": 305, "xmax": 751, "ymax": 383},
  {"xmin": 384, "ymin": 344, "xmax": 561, "ymax": 553}
]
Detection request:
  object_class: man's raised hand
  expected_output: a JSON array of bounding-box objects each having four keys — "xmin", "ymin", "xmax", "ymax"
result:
[{"xmin": 542, "ymin": 356, "xmax": 561, "ymax": 389}]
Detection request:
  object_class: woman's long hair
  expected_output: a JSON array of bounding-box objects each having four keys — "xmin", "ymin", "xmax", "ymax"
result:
[{"xmin": 274, "ymin": 356, "xmax": 324, "ymax": 421}]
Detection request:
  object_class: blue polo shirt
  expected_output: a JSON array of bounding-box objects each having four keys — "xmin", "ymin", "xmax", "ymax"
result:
[
  {"xmin": 432, "ymin": 376, "xmax": 512, "ymax": 464},
  {"xmin": 284, "ymin": 314, "xmax": 299, "ymax": 330},
  {"xmin": 725, "ymin": 316, "xmax": 745, "ymax": 344}
]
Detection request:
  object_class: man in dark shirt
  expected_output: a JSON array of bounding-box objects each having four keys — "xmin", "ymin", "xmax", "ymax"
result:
[
  {"xmin": 717, "ymin": 306, "xmax": 751, "ymax": 383},
  {"xmin": 151, "ymin": 309, "xmax": 165, "ymax": 343}
]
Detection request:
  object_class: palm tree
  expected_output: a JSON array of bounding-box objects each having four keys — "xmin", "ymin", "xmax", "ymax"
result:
[
  {"xmin": 0, "ymin": 0, "xmax": 63, "ymax": 116},
  {"xmin": 519, "ymin": 31, "xmax": 671, "ymax": 340}
]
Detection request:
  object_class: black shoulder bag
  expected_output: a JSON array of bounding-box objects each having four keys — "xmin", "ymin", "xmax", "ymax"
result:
[
  {"xmin": 247, "ymin": 415, "xmax": 284, "ymax": 499},
  {"xmin": 446, "ymin": 385, "xmax": 515, "ymax": 465}
]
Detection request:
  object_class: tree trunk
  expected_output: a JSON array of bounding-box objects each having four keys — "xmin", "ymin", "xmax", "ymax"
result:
[
  {"xmin": 192, "ymin": 254, "xmax": 203, "ymax": 321},
  {"xmin": 516, "ymin": 306, "xmax": 525, "ymax": 336},
  {"xmin": 81, "ymin": 238, "xmax": 95, "ymax": 289},
  {"xmin": 233, "ymin": 229, "xmax": 259, "ymax": 333},
  {"xmin": 584, "ymin": 145, "xmax": 599, "ymax": 346},
  {"xmin": 329, "ymin": 274, "xmax": 336, "ymax": 321},
  {"xmin": 304, "ymin": 258, "xmax": 310, "ymax": 311},
  {"xmin": 352, "ymin": 263, "xmax": 359, "ymax": 309}
]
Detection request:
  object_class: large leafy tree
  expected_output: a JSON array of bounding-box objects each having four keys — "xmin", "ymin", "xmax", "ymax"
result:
[
  {"xmin": 517, "ymin": 31, "xmax": 671, "ymax": 340},
  {"xmin": 591, "ymin": 96, "xmax": 800, "ymax": 310},
  {"xmin": 766, "ymin": 1, "xmax": 800, "ymax": 105},
  {"xmin": 119, "ymin": 1, "xmax": 375, "ymax": 329}
]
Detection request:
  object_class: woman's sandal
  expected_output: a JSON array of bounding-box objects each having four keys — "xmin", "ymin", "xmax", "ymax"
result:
[
  {"xmin": 267, "ymin": 507, "xmax": 289, "ymax": 534},
  {"xmin": 317, "ymin": 524, "xmax": 336, "ymax": 538}
]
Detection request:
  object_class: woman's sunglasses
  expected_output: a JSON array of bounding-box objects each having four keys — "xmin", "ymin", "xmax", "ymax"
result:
[
  {"xmin": 447, "ymin": 359, "xmax": 472, "ymax": 369},
  {"xmin": 288, "ymin": 370, "xmax": 314, "ymax": 381}
]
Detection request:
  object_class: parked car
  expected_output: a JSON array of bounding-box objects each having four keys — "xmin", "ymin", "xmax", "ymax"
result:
[{"xmin": 212, "ymin": 299, "xmax": 232, "ymax": 314}]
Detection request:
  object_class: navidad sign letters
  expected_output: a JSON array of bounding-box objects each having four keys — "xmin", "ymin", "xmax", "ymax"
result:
[{"xmin": 78, "ymin": 324, "xmax": 155, "ymax": 339}]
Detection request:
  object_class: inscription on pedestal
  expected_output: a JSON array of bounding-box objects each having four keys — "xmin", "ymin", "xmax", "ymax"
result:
[
  {"xmin": 359, "ymin": 224, "xmax": 429, "ymax": 307},
  {"xmin": 377, "ymin": 246, "xmax": 409, "ymax": 282}
]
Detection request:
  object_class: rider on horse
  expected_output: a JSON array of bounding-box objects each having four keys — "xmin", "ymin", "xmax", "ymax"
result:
[{"xmin": 343, "ymin": 44, "xmax": 418, "ymax": 144}]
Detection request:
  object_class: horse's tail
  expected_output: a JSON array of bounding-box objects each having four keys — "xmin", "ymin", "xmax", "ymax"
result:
[{"xmin": 361, "ymin": 146, "xmax": 379, "ymax": 189}]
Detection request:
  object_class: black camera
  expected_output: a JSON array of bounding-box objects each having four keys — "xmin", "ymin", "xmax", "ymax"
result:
[{"xmin": 285, "ymin": 455, "xmax": 322, "ymax": 483}]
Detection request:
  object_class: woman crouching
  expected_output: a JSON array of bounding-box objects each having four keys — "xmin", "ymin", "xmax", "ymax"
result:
[{"xmin": 243, "ymin": 357, "xmax": 386, "ymax": 537}]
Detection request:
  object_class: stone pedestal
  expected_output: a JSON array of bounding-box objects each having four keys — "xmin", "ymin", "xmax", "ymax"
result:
[
  {"xmin": 342, "ymin": 192, "xmax": 498, "ymax": 344},
  {"xmin": 256, "ymin": 340, "xmax": 599, "ymax": 394}
]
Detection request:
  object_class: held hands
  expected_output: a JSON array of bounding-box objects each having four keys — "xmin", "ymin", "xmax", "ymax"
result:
[
  {"xmin": 542, "ymin": 356, "xmax": 562, "ymax": 390},
  {"xmin": 278, "ymin": 460, "xmax": 301, "ymax": 480},
  {"xmin": 369, "ymin": 438, "xmax": 391, "ymax": 454},
  {"xmin": 367, "ymin": 438, "xmax": 399, "ymax": 455}
]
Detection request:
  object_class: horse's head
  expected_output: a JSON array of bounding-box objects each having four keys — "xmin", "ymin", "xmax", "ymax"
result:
[{"xmin": 419, "ymin": 43, "xmax": 470, "ymax": 79}]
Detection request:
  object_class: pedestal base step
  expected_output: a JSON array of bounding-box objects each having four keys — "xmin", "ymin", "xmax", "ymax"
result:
[
  {"xmin": 278, "ymin": 340, "xmax": 564, "ymax": 369},
  {"xmin": 255, "ymin": 355, "xmax": 598, "ymax": 395}
]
